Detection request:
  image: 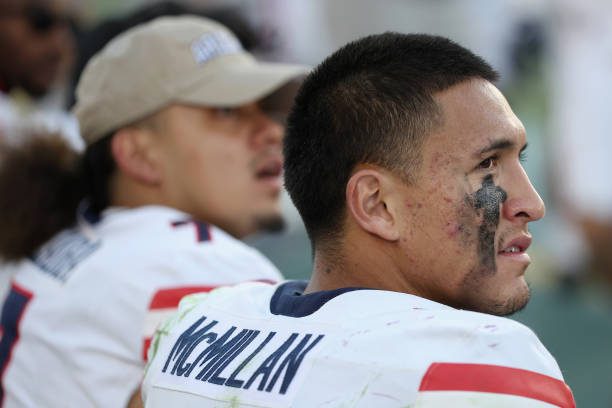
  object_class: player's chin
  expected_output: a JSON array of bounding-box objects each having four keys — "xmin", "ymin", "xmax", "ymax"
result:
[
  {"xmin": 501, "ymin": 289, "xmax": 530, "ymax": 316},
  {"xmin": 491, "ymin": 279, "xmax": 531, "ymax": 316},
  {"xmin": 251, "ymin": 200, "xmax": 285, "ymax": 233},
  {"xmin": 254, "ymin": 213, "xmax": 285, "ymax": 233}
]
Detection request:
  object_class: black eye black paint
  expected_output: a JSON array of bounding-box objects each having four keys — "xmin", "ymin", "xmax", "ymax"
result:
[{"xmin": 471, "ymin": 174, "xmax": 507, "ymax": 272}]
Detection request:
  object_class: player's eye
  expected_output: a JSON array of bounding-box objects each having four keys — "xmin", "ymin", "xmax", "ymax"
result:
[
  {"xmin": 213, "ymin": 107, "xmax": 239, "ymax": 117},
  {"xmin": 519, "ymin": 149, "xmax": 528, "ymax": 163},
  {"xmin": 477, "ymin": 155, "xmax": 498, "ymax": 170}
]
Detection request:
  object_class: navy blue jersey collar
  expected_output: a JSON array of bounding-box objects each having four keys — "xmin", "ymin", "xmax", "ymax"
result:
[
  {"xmin": 270, "ymin": 281, "xmax": 368, "ymax": 318},
  {"xmin": 78, "ymin": 200, "xmax": 101, "ymax": 225}
]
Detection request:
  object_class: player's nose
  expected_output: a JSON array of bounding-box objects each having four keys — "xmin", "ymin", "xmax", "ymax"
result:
[
  {"xmin": 250, "ymin": 108, "xmax": 284, "ymax": 149},
  {"xmin": 502, "ymin": 166, "xmax": 545, "ymax": 224}
]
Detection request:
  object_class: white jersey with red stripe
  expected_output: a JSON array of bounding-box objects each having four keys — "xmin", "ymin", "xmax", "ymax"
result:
[
  {"xmin": 142, "ymin": 281, "xmax": 575, "ymax": 408},
  {"xmin": 0, "ymin": 206, "xmax": 281, "ymax": 407}
]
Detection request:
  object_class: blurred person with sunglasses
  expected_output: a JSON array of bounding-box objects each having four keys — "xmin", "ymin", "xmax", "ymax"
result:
[
  {"xmin": 0, "ymin": 0, "xmax": 80, "ymax": 150},
  {"xmin": 0, "ymin": 0, "xmax": 74, "ymax": 98}
]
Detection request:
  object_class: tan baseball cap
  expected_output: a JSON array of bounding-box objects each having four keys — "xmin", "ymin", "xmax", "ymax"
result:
[{"xmin": 74, "ymin": 15, "xmax": 309, "ymax": 145}]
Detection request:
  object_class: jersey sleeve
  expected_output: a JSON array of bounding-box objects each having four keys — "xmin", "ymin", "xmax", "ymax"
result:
[
  {"xmin": 296, "ymin": 289, "xmax": 575, "ymax": 408},
  {"xmin": 406, "ymin": 313, "xmax": 575, "ymax": 407}
]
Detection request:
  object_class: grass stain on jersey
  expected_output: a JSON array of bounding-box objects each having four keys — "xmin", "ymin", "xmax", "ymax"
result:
[{"xmin": 227, "ymin": 396, "xmax": 240, "ymax": 407}]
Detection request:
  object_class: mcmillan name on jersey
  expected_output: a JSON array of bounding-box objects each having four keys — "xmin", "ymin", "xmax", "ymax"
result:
[{"xmin": 143, "ymin": 281, "xmax": 575, "ymax": 408}]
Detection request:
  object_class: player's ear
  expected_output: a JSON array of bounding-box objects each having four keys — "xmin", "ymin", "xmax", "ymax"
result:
[
  {"xmin": 346, "ymin": 166, "xmax": 400, "ymax": 242},
  {"xmin": 110, "ymin": 127, "xmax": 161, "ymax": 185}
]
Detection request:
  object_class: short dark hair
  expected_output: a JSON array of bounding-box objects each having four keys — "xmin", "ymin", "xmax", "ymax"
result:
[
  {"xmin": 284, "ymin": 33, "xmax": 498, "ymax": 250},
  {"xmin": 83, "ymin": 134, "xmax": 115, "ymax": 214}
]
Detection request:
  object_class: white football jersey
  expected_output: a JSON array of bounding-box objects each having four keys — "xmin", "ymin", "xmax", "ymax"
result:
[
  {"xmin": 143, "ymin": 281, "xmax": 575, "ymax": 408},
  {"xmin": 0, "ymin": 206, "xmax": 281, "ymax": 407}
]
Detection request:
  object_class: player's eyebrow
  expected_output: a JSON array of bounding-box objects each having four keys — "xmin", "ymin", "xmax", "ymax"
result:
[{"xmin": 473, "ymin": 138, "xmax": 526, "ymax": 158}]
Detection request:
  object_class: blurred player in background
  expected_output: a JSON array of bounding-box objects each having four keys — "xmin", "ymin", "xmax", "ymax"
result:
[
  {"xmin": 551, "ymin": 0, "xmax": 612, "ymax": 283},
  {"xmin": 143, "ymin": 33, "xmax": 575, "ymax": 407},
  {"xmin": 0, "ymin": 0, "xmax": 79, "ymax": 322},
  {"xmin": 0, "ymin": 0, "xmax": 73, "ymax": 99},
  {"xmin": 0, "ymin": 0, "xmax": 80, "ymax": 147},
  {"xmin": 0, "ymin": 16, "xmax": 307, "ymax": 407}
]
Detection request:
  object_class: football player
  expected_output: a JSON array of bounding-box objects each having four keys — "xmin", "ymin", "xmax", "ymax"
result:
[
  {"xmin": 0, "ymin": 16, "xmax": 307, "ymax": 407},
  {"xmin": 142, "ymin": 33, "xmax": 575, "ymax": 407}
]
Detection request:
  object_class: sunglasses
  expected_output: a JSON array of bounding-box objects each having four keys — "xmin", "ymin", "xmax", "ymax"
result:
[
  {"xmin": 0, "ymin": 0, "xmax": 73, "ymax": 34},
  {"xmin": 24, "ymin": 5, "xmax": 71, "ymax": 33}
]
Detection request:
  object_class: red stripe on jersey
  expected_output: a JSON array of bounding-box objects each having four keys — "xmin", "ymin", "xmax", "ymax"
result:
[
  {"xmin": 143, "ymin": 282, "xmax": 277, "ymax": 361},
  {"xmin": 143, "ymin": 286, "xmax": 217, "ymax": 361},
  {"xmin": 148, "ymin": 286, "xmax": 216, "ymax": 310},
  {"xmin": 419, "ymin": 363, "xmax": 575, "ymax": 408},
  {"xmin": 142, "ymin": 338, "xmax": 152, "ymax": 362},
  {"xmin": 252, "ymin": 278, "xmax": 277, "ymax": 285},
  {"xmin": 9, "ymin": 283, "xmax": 33, "ymax": 300}
]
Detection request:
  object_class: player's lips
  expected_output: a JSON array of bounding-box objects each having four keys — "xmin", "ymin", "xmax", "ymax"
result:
[
  {"xmin": 497, "ymin": 235, "xmax": 532, "ymax": 263},
  {"xmin": 254, "ymin": 156, "xmax": 283, "ymax": 191}
]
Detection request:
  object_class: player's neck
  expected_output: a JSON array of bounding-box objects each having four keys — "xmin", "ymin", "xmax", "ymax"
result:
[
  {"xmin": 305, "ymin": 236, "xmax": 417, "ymax": 295},
  {"xmin": 109, "ymin": 172, "xmax": 173, "ymax": 210}
]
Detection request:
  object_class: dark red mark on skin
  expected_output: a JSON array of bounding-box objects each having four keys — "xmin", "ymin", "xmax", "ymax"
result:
[
  {"xmin": 430, "ymin": 152, "xmax": 443, "ymax": 168},
  {"xmin": 445, "ymin": 222, "xmax": 462, "ymax": 238}
]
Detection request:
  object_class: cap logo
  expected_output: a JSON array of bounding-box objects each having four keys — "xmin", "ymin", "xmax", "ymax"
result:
[{"xmin": 191, "ymin": 31, "xmax": 242, "ymax": 65}]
